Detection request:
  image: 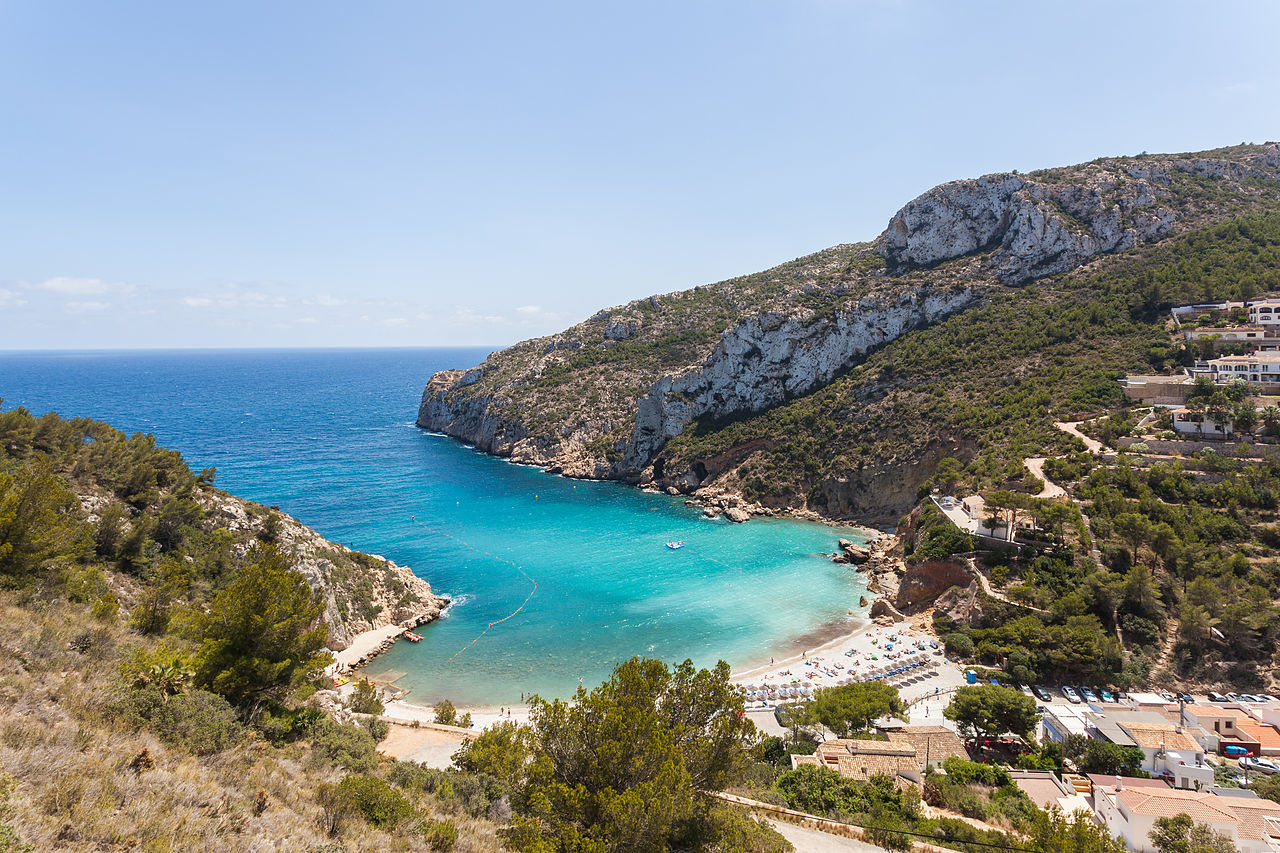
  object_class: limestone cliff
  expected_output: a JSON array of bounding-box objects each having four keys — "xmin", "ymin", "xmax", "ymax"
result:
[
  {"xmin": 195, "ymin": 490, "xmax": 448, "ymax": 650},
  {"xmin": 418, "ymin": 143, "xmax": 1280, "ymax": 519}
]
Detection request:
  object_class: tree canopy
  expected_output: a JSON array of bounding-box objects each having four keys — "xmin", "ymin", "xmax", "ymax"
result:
[
  {"xmin": 813, "ymin": 681, "xmax": 905, "ymax": 738},
  {"xmin": 501, "ymin": 656, "xmax": 755, "ymax": 853},
  {"xmin": 192, "ymin": 544, "xmax": 329, "ymax": 711},
  {"xmin": 943, "ymin": 685, "xmax": 1038, "ymax": 740}
]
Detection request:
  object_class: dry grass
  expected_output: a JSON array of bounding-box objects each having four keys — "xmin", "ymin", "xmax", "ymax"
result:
[{"xmin": 0, "ymin": 594, "xmax": 507, "ymax": 852}]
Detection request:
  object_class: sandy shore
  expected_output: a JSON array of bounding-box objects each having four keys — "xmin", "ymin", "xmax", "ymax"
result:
[{"xmin": 330, "ymin": 623, "xmax": 407, "ymax": 671}]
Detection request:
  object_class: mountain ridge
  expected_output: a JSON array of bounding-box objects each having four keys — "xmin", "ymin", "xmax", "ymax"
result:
[{"xmin": 418, "ymin": 143, "xmax": 1280, "ymax": 521}]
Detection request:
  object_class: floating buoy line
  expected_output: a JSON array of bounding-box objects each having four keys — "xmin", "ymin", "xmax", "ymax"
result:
[{"xmin": 409, "ymin": 515, "xmax": 539, "ymax": 663}]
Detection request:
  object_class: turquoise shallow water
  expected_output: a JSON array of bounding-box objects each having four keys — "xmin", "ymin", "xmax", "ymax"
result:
[{"xmin": 0, "ymin": 348, "xmax": 868, "ymax": 705}]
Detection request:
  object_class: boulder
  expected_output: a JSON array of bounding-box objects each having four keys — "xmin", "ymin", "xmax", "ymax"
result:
[
  {"xmin": 724, "ymin": 507, "xmax": 751, "ymax": 523},
  {"xmin": 838, "ymin": 539, "xmax": 872, "ymax": 563},
  {"xmin": 870, "ymin": 597, "xmax": 906, "ymax": 623}
]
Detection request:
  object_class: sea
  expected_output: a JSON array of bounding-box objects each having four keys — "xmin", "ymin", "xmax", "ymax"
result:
[{"xmin": 0, "ymin": 348, "xmax": 870, "ymax": 706}]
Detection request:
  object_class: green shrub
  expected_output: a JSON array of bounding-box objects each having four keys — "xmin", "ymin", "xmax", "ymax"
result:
[
  {"xmin": 310, "ymin": 718, "xmax": 377, "ymax": 772},
  {"xmin": 348, "ymin": 679, "xmax": 383, "ymax": 715},
  {"xmin": 149, "ymin": 689, "xmax": 243, "ymax": 754},
  {"xmin": 433, "ymin": 699, "xmax": 457, "ymax": 725},
  {"xmin": 418, "ymin": 817, "xmax": 459, "ymax": 851},
  {"xmin": 335, "ymin": 775, "xmax": 415, "ymax": 829},
  {"xmin": 363, "ymin": 717, "xmax": 389, "ymax": 743}
]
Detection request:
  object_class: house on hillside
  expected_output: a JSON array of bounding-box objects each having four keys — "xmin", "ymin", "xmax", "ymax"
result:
[
  {"xmin": 1249, "ymin": 300, "xmax": 1280, "ymax": 327},
  {"xmin": 1171, "ymin": 407, "xmax": 1235, "ymax": 437},
  {"xmin": 790, "ymin": 738, "xmax": 922, "ymax": 787},
  {"xmin": 1202, "ymin": 352, "xmax": 1280, "ymax": 384},
  {"xmin": 1092, "ymin": 785, "xmax": 1247, "ymax": 852}
]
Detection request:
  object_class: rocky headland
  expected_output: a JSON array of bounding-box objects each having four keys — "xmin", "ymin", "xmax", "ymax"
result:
[{"xmin": 418, "ymin": 143, "xmax": 1280, "ymax": 522}]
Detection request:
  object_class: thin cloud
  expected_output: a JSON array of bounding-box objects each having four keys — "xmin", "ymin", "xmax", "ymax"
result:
[
  {"xmin": 37, "ymin": 277, "xmax": 134, "ymax": 296},
  {"xmin": 64, "ymin": 300, "xmax": 112, "ymax": 313}
]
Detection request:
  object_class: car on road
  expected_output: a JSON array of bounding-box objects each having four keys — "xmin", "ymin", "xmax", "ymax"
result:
[
  {"xmin": 1033, "ymin": 686, "xmax": 1053, "ymax": 702},
  {"xmin": 1062, "ymin": 686, "xmax": 1081, "ymax": 703},
  {"xmin": 1081, "ymin": 687, "xmax": 1099, "ymax": 703},
  {"xmin": 1240, "ymin": 757, "xmax": 1280, "ymax": 775},
  {"xmin": 1209, "ymin": 692, "xmax": 1229, "ymax": 702}
]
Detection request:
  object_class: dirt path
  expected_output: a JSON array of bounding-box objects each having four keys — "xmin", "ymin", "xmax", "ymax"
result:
[
  {"xmin": 1024, "ymin": 457, "xmax": 1066, "ymax": 498},
  {"xmin": 965, "ymin": 556, "xmax": 1050, "ymax": 614},
  {"xmin": 1054, "ymin": 421, "xmax": 1113, "ymax": 455}
]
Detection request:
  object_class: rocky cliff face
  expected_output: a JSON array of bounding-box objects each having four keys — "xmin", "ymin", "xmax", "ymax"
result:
[
  {"xmin": 622, "ymin": 284, "xmax": 979, "ymax": 475},
  {"xmin": 197, "ymin": 490, "xmax": 449, "ymax": 651},
  {"xmin": 880, "ymin": 167, "xmax": 1176, "ymax": 281},
  {"xmin": 417, "ymin": 143, "xmax": 1280, "ymax": 518}
]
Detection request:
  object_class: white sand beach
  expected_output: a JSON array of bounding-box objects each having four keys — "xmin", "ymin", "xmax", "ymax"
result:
[{"xmin": 730, "ymin": 620, "xmax": 963, "ymax": 707}]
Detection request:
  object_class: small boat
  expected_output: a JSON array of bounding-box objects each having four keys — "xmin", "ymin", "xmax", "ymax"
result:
[
  {"xmin": 666, "ymin": 541, "xmax": 686, "ymax": 550},
  {"xmin": 402, "ymin": 631, "xmax": 422, "ymax": 642}
]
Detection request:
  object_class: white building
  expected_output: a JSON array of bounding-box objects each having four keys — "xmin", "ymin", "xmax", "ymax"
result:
[
  {"xmin": 1171, "ymin": 408, "xmax": 1234, "ymax": 437},
  {"xmin": 1205, "ymin": 352, "xmax": 1280, "ymax": 383},
  {"xmin": 1094, "ymin": 785, "xmax": 1242, "ymax": 852},
  {"xmin": 1249, "ymin": 301, "xmax": 1280, "ymax": 327}
]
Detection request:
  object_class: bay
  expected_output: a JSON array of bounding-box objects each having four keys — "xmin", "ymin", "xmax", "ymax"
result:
[{"xmin": 0, "ymin": 348, "xmax": 868, "ymax": 706}]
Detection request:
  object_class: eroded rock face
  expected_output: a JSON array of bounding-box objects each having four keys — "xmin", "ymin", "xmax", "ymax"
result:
[
  {"xmin": 622, "ymin": 285, "xmax": 979, "ymax": 473},
  {"xmin": 895, "ymin": 559, "xmax": 973, "ymax": 611},
  {"xmin": 879, "ymin": 166, "xmax": 1177, "ymax": 281}
]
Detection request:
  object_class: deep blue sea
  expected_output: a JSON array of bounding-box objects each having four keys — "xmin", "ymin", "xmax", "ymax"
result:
[{"xmin": 0, "ymin": 348, "xmax": 868, "ymax": 706}]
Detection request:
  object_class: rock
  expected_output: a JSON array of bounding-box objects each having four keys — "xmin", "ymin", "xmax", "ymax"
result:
[
  {"xmin": 895, "ymin": 559, "xmax": 973, "ymax": 611},
  {"xmin": 724, "ymin": 507, "xmax": 750, "ymax": 523},
  {"xmin": 703, "ymin": 507, "xmax": 719, "ymax": 518},
  {"xmin": 870, "ymin": 598, "xmax": 906, "ymax": 622},
  {"xmin": 878, "ymin": 166, "xmax": 1177, "ymax": 283},
  {"xmin": 859, "ymin": 595, "xmax": 868, "ymax": 608},
  {"xmin": 838, "ymin": 539, "xmax": 872, "ymax": 563}
]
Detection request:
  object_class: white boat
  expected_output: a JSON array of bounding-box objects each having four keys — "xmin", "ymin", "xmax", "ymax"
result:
[{"xmin": 666, "ymin": 541, "xmax": 685, "ymax": 550}]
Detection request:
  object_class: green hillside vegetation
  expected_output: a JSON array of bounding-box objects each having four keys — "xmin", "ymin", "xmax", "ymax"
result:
[{"xmin": 663, "ymin": 212, "xmax": 1280, "ymax": 514}]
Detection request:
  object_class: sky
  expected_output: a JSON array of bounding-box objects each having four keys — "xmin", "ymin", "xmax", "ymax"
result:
[{"xmin": 2, "ymin": 1, "xmax": 1279, "ymax": 350}]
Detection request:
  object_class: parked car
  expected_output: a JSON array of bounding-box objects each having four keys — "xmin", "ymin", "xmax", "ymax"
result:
[
  {"xmin": 1033, "ymin": 686, "xmax": 1053, "ymax": 702},
  {"xmin": 1099, "ymin": 689, "xmax": 1116, "ymax": 703},
  {"xmin": 1018, "ymin": 683, "xmax": 1034, "ymax": 697},
  {"xmin": 1081, "ymin": 687, "xmax": 1099, "ymax": 703},
  {"xmin": 1159, "ymin": 691, "xmax": 1177, "ymax": 702},
  {"xmin": 1062, "ymin": 686, "xmax": 1081, "ymax": 703},
  {"xmin": 1178, "ymin": 692, "xmax": 1196, "ymax": 704},
  {"xmin": 1240, "ymin": 757, "xmax": 1280, "ymax": 775},
  {"xmin": 1209, "ymin": 692, "xmax": 1229, "ymax": 703},
  {"xmin": 1116, "ymin": 691, "xmax": 1129, "ymax": 702},
  {"xmin": 1226, "ymin": 692, "xmax": 1241, "ymax": 702}
]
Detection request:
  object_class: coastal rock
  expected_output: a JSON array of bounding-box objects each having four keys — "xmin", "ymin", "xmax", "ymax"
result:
[
  {"xmin": 895, "ymin": 559, "xmax": 973, "ymax": 612},
  {"xmin": 196, "ymin": 490, "xmax": 449, "ymax": 651},
  {"xmin": 414, "ymin": 144, "xmax": 1280, "ymax": 521},
  {"xmin": 869, "ymin": 597, "xmax": 907, "ymax": 623},
  {"xmin": 723, "ymin": 506, "xmax": 750, "ymax": 523},
  {"xmin": 838, "ymin": 539, "xmax": 872, "ymax": 564}
]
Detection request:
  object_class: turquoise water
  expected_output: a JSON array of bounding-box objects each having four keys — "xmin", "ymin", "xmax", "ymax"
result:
[{"xmin": 0, "ymin": 348, "xmax": 868, "ymax": 705}]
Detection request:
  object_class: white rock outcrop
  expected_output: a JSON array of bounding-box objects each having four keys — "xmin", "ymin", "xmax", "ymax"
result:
[
  {"xmin": 623, "ymin": 284, "xmax": 979, "ymax": 472},
  {"xmin": 879, "ymin": 166, "xmax": 1177, "ymax": 281}
]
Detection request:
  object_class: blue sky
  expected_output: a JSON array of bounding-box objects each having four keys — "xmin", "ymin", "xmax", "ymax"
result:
[{"xmin": 2, "ymin": 1, "xmax": 1278, "ymax": 349}]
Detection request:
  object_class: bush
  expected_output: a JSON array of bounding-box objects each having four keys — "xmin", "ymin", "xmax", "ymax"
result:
[
  {"xmin": 363, "ymin": 717, "xmax": 389, "ymax": 743},
  {"xmin": 943, "ymin": 632, "xmax": 975, "ymax": 657},
  {"xmin": 149, "ymin": 689, "xmax": 243, "ymax": 754},
  {"xmin": 310, "ymin": 718, "xmax": 377, "ymax": 771},
  {"xmin": 335, "ymin": 775, "xmax": 415, "ymax": 829},
  {"xmin": 433, "ymin": 699, "xmax": 457, "ymax": 726},
  {"xmin": 349, "ymin": 680, "xmax": 383, "ymax": 715},
  {"xmin": 418, "ymin": 817, "xmax": 459, "ymax": 851}
]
